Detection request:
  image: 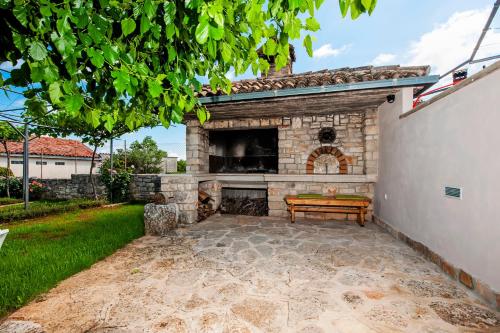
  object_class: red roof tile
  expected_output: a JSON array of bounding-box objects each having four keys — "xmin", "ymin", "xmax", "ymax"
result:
[
  {"xmin": 198, "ymin": 65, "xmax": 431, "ymax": 97},
  {"xmin": 0, "ymin": 137, "xmax": 95, "ymax": 158}
]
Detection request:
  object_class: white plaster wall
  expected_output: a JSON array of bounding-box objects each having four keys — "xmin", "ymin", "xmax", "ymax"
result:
[
  {"xmin": 0, "ymin": 155, "xmax": 98, "ymax": 179},
  {"xmin": 375, "ymin": 68, "xmax": 500, "ymax": 291}
]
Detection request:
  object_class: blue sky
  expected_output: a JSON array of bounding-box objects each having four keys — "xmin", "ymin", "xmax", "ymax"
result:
[{"xmin": 1, "ymin": 0, "xmax": 499, "ymax": 159}]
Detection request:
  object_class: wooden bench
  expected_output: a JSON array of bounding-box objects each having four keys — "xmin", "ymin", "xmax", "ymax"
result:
[{"xmin": 284, "ymin": 195, "xmax": 371, "ymax": 226}]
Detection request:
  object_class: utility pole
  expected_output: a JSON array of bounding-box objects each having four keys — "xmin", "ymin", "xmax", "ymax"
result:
[
  {"xmin": 22, "ymin": 125, "xmax": 29, "ymax": 209},
  {"xmin": 109, "ymin": 137, "xmax": 113, "ymax": 203},
  {"xmin": 40, "ymin": 149, "xmax": 43, "ymax": 180},
  {"xmin": 124, "ymin": 139, "xmax": 127, "ymax": 169}
]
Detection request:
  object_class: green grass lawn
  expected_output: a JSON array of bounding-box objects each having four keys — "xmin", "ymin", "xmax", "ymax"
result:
[
  {"xmin": 0, "ymin": 197, "xmax": 22, "ymax": 206},
  {"xmin": 0, "ymin": 199, "xmax": 106, "ymax": 224},
  {"xmin": 0, "ymin": 204, "xmax": 144, "ymax": 318}
]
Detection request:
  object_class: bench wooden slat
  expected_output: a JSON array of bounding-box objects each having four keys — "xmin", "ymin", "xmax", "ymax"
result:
[
  {"xmin": 287, "ymin": 206, "xmax": 365, "ymax": 214},
  {"xmin": 284, "ymin": 195, "xmax": 371, "ymax": 226}
]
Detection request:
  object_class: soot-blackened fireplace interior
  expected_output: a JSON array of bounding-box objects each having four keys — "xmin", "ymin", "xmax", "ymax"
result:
[{"xmin": 209, "ymin": 128, "xmax": 278, "ymax": 173}]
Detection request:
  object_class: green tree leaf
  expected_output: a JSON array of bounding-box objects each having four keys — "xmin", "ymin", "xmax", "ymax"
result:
[
  {"xmin": 64, "ymin": 95, "xmax": 84, "ymax": 115},
  {"xmin": 88, "ymin": 48, "xmax": 105, "ymax": 68},
  {"xmin": 221, "ymin": 43, "xmax": 232, "ymax": 63},
  {"xmin": 140, "ymin": 15, "xmax": 151, "ymax": 35},
  {"xmin": 148, "ymin": 80, "xmax": 162, "ymax": 98},
  {"xmin": 144, "ymin": 0, "xmax": 157, "ymax": 18},
  {"xmin": 12, "ymin": 6, "xmax": 28, "ymax": 26},
  {"xmin": 196, "ymin": 108, "xmax": 208, "ymax": 125},
  {"xmin": 111, "ymin": 70, "xmax": 130, "ymax": 94},
  {"xmin": 339, "ymin": 0, "xmax": 350, "ymax": 17},
  {"xmin": 367, "ymin": 0, "xmax": 377, "ymax": 14},
  {"xmin": 121, "ymin": 18, "xmax": 136, "ymax": 37},
  {"xmin": 48, "ymin": 82, "xmax": 63, "ymax": 104},
  {"xmin": 104, "ymin": 114, "xmax": 115, "ymax": 133},
  {"xmin": 103, "ymin": 45, "xmax": 120, "ymax": 64},
  {"xmin": 350, "ymin": 1, "xmax": 361, "ymax": 19},
  {"xmin": 29, "ymin": 42, "xmax": 47, "ymax": 61},
  {"xmin": 361, "ymin": 0, "xmax": 372, "ymax": 11},
  {"xmin": 303, "ymin": 35, "xmax": 313, "ymax": 57},
  {"xmin": 305, "ymin": 17, "xmax": 320, "ymax": 32},
  {"xmin": 195, "ymin": 20, "xmax": 209, "ymax": 44}
]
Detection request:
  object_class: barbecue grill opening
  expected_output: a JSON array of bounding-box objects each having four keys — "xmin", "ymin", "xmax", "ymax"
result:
[
  {"xmin": 209, "ymin": 128, "xmax": 278, "ymax": 174},
  {"xmin": 220, "ymin": 188, "xmax": 268, "ymax": 216}
]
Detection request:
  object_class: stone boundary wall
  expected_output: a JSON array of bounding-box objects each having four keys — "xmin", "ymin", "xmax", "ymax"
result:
[
  {"xmin": 40, "ymin": 174, "xmax": 162, "ymax": 201},
  {"xmin": 40, "ymin": 174, "xmax": 106, "ymax": 199}
]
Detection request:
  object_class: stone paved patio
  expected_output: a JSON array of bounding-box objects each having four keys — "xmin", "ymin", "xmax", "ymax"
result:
[{"xmin": 2, "ymin": 215, "xmax": 499, "ymax": 333}]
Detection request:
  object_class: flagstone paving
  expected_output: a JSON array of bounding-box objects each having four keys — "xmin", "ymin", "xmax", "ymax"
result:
[{"xmin": 1, "ymin": 215, "xmax": 499, "ymax": 332}]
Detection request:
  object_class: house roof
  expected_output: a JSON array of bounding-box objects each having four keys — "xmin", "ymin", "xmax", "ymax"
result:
[
  {"xmin": 0, "ymin": 137, "xmax": 95, "ymax": 158},
  {"xmin": 198, "ymin": 65, "xmax": 431, "ymax": 97}
]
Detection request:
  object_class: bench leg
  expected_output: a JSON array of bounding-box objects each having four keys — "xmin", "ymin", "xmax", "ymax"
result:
[
  {"xmin": 290, "ymin": 205, "xmax": 295, "ymax": 223},
  {"xmin": 358, "ymin": 209, "xmax": 365, "ymax": 227}
]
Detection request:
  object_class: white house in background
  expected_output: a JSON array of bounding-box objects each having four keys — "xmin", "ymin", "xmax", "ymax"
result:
[
  {"xmin": 0, "ymin": 137, "xmax": 100, "ymax": 179},
  {"xmin": 162, "ymin": 156, "xmax": 178, "ymax": 173}
]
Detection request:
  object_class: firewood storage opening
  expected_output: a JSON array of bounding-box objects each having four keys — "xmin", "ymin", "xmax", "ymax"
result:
[
  {"xmin": 209, "ymin": 128, "xmax": 278, "ymax": 173},
  {"xmin": 220, "ymin": 188, "xmax": 269, "ymax": 216}
]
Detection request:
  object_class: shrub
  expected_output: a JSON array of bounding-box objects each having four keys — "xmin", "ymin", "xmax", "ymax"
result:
[
  {"xmin": 102, "ymin": 171, "xmax": 131, "ymax": 203},
  {"xmin": 0, "ymin": 177, "xmax": 22, "ymax": 198},
  {"xmin": 0, "ymin": 199, "xmax": 107, "ymax": 224},
  {"xmin": 29, "ymin": 180, "xmax": 46, "ymax": 200},
  {"xmin": 99, "ymin": 158, "xmax": 131, "ymax": 203},
  {"xmin": 0, "ymin": 167, "xmax": 14, "ymax": 177}
]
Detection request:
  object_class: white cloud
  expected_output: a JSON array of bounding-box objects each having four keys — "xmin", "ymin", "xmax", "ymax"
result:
[
  {"xmin": 405, "ymin": 8, "xmax": 500, "ymax": 75},
  {"xmin": 372, "ymin": 53, "xmax": 397, "ymax": 66},
  {"xmin": 313, "ymin": 44, "xmax": 350, "ymax": 59}
]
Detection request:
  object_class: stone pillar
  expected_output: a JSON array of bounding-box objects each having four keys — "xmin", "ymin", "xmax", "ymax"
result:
[
  {"xmin": 363, "ymin": 108, "xmax": 379, "ymax": 176},
  {"xmin": 129, "ymin": 175, "xmax": 161, "ymax": 201},
  {"xmin": 186, "ymin": 121, "xmax": 209, "ymax": 173},
  {"xmin": 160, "ymin": 174, "xmax": 198, "ymax": 224}
]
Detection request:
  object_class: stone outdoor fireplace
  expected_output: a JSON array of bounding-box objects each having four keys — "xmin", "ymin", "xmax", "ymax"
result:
[
  {"xmin": 183, "ymin": 111, "xmax": 378, "ymax": 219},
  {"xmin": 160, "ymin": 52, "xmax": 430, "ymax": 224}
]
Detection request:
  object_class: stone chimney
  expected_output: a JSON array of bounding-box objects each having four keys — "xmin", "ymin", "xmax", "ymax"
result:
[{"xmin": 259, "ymin": 44, "xmax": 296, "ymax": 78}]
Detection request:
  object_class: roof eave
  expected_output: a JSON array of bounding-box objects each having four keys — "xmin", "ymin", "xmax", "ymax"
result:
[{"xmin": 199, "ymin": 75, "xmax": 440, "ymax": 105}]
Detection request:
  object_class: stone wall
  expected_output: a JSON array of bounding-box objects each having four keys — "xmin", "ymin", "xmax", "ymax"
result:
[
  {"xmin": 129, "ymin": 174, "xmax": 161, "ymax": 201},
  {"xmin": 41, "ymin": 173, "xmax": 162, "ymax": 202},
  {"xmin": 268, "ymin": 181, "xmax": 374, "ymax": 220},
  {"xmin": 186, "ymin": 110, "xmax": 378, "ymax": 176},
  {"xmin": 160, "ymin": 174, "xmax": 198, "ymax": 224},
  {"xmin": 41, "ymin": 174, "xmax": 106, "ymax": 199}
]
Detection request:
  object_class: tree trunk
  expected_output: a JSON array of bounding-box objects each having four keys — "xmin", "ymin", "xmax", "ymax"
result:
[
  {"xmin": 89, "ymin": 144, "xmax": 98, "ymax": 200},
  {"xmin": 2, "ymin": 141, "xmax": 10, "ymax": 198}
]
